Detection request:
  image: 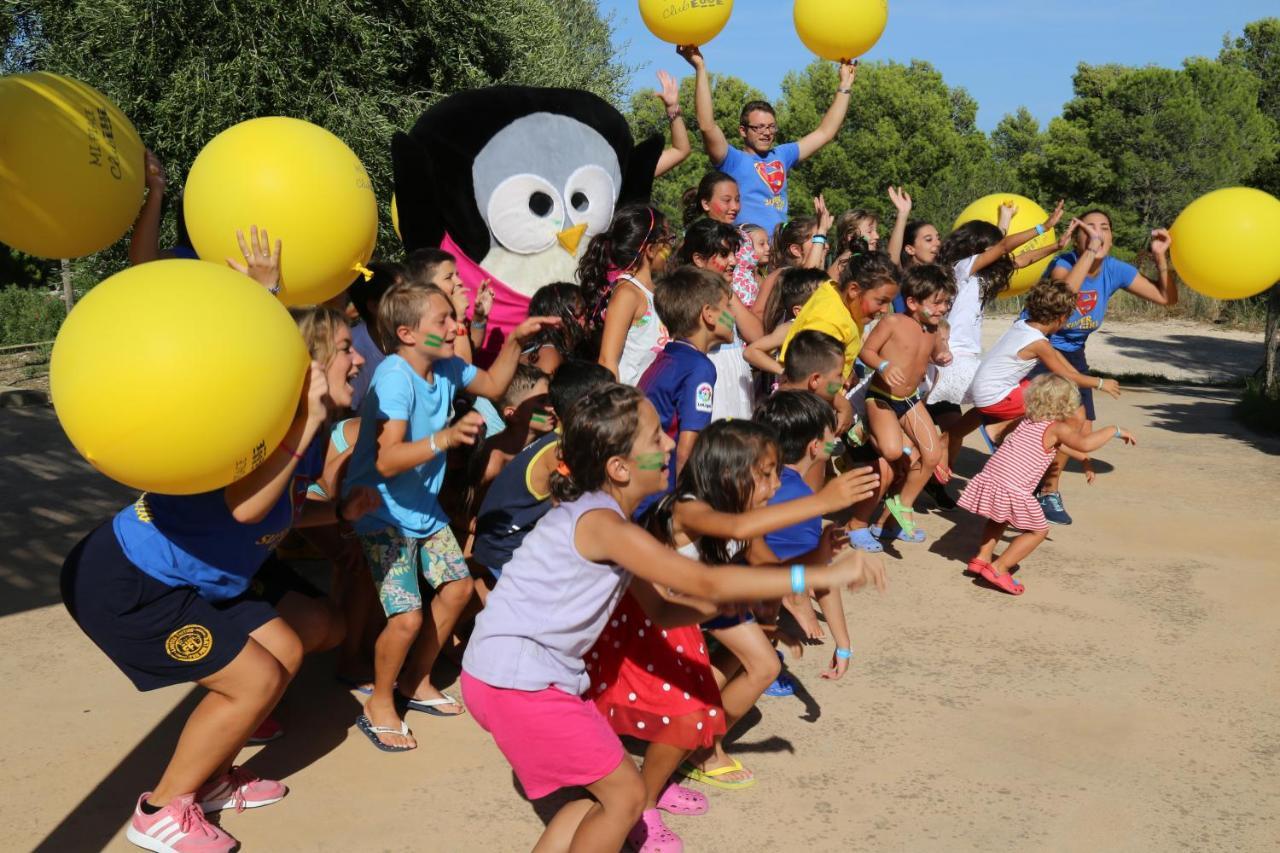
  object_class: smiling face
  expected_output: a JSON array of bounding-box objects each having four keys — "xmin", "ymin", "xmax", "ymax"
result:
[
  {"xmin": 849, "ymin": 281, "xmax": 899, "ymax": 325},
  {"xmin": 702, "ymin": 179, "xmax": 741, "ymax": 224},
  {"xmin": 739, "ymin": 108, "xmax": 778, "ymax": 156},
  {"xmin": 628, "ymin": 400, "xmax": 677, "ymax": 496},
  {"xmin": 400, "ymin": 292, "xmax": 459, "ymax": 359},
  {"xmin": 749, "ymin": 445, "xmax": 781, "ymax": 508},
  {"xmin": 908, "ymin": 288, "xmax": 954, "ymax": 325},
  {"xmin": 325, "ymin": 322, "xmax": 364, "ymax": 410},
  {"xmin": 1075, "ymin": 211, "xmax": 1114, "ymax": 258},
  {"xmin": 748, "ymin": 229, "xmax": 771, "ymax": 265}
]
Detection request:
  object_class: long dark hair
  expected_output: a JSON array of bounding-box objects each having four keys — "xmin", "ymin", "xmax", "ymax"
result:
[
  {"xmin": 577, "ymin": 204, "xmax": 667, "ymax": 324},
  {"xmin": 899, "ymin": 220, "xmax": 930, "ymax": 267},
  {"xmin": 837, "ymin": 238, "xmax": 900, "ymax": 293},
  {"xmin": 770, "ymin": 216, "xmax": 817, "ymax": 272},
  {"xmin": 681, "ymin": 171, "xmax": 737, "ymax": 227},
  {"xmin": 525, "ymin": 282, "xmax": 587, "ymax": 364},
  {"xmin": 675, "ymin": 218, "xmax": 740, "ymax": 267},
  {"xmin": 550, "ymin": 384, "xmax": 645, "ymax": 503},
  {"xmin": 938, "ymin": 221, "xmax": 1012, "ymax": 306},
  {"xmin": 645, "ymin": 420, "xmax": 779, "ymax": 565}
]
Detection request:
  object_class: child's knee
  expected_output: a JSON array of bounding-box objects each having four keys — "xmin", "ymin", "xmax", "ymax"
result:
[
  {"xmin": 609, "ymin": 773, "xmax": 646, "ymax": 821},
  {"xmin": 742, "ymin": 646, "xmax": 782, "ymax": 685},
  {"xmin": 388, "ymin": 608, "xmax": 425, "ymax": 637},
  {"xmin": 438, "ymin": 576, "xmax": 475, "ymax": 606}
]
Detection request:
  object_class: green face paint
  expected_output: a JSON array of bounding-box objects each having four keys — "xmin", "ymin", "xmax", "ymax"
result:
[
  {"xmin": 423, "ymin": 333, "xmax": 445, "ymax": 347},
  {"xmin": 637, "ymin": 452, "xmax": 667, "ymax": 471},
  {"xmin": 718, "ymin": 309, "xmax": 736, "ymax": 331},
  {"xmin": 823, "ymin": 441, "xmax": 837, "ymax": 456},
  {"xmin": 530, "ymin": 412, "xmax": 550, "ymax": 425},
  {"xmin": 825, "ymin": 381, "xmax": 842, "ymax": 396}
]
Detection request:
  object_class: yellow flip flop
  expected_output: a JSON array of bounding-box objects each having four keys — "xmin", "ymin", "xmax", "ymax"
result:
[{"xmin": 679, "ymin": 758, "xmax": 756, "ymax": 790}]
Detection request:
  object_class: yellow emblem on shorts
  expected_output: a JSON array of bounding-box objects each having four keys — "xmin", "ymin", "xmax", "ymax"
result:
[{"xmin": 165, "ymin": 624, "xmax": 213, "ymax": 662}]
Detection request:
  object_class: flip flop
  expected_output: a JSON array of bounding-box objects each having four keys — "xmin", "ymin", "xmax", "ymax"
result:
[
  {"xmin": 398, "ymin": 692, "xmax": 466, "ymax": 717},
  {"xmin": 336, "ymin": 675, "xmax": 375, "ymax": 696},
  {"xmin": 969, "ymin": 559, "xmax": 1024, "ymax": 595},
  {"xmin": 354, "ymin": 714, "xmax": 415, "ymax": 753},
  {"xmin": 656, "ymin": 782, "xmax": 708, "ymax": 816},
  {"xmin": 679, "ymin": 757, "xmax": 756, "ymax": 790},
  {"xmin": 848, "ymin": 527, "xmax": 884, "ymax": 553}
]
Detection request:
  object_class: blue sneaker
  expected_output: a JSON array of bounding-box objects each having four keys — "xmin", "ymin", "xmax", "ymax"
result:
[{"xmin": 1038, "ymin": 492, "xmax": 1072, "ymax": 525}]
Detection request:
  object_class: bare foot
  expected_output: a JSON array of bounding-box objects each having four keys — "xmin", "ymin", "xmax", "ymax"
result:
[
  {"xmin": 782, "ymin": 596, "xmax": 824, "ymax": 641},
  {"xmin": 363, "ymin": 695, "xmax": 416, "ymax": 749},
  {"xmin": 692, "ymin": 748, "xmax": 754, "ymax": 785}
]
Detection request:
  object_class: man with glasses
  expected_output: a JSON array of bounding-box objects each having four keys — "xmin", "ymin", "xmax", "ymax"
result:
[{"xmin": 679, "ymin": 46, "xmax": 857, "ymax": 234}]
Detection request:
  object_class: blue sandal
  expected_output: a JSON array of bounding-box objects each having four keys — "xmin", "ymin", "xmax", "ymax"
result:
[
  {"xmin": 848, "ymin": 527, "xmax": 884, "ymax": 553},
  {"xmin": 869, "ymin": 522, "xmax": 927, "ymax": 544}
]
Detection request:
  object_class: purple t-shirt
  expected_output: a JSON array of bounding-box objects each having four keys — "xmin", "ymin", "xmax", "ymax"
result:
[
  {"xmin": 462, "ymin": 492, "xmax": 632, "ymax": 695},
  {"xmin": 717, "ymin": 142, "xmax": 801, "ymax": 234}
]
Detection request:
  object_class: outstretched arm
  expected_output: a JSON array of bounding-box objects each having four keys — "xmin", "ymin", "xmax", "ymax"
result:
[
  {"xmin": 886, "ymin": 186, "xmax": 912, "ymax": 267},
  {"xmin": 797, "ymin": 61, "xmax": 857, "ymax": 160},
  {"xmin": 972, "ymin": 200, "xmax": 1064, "ymax": 276},
  {"xmin": 653, "ymin": 70, "xmax": 692, "ymax": 177},
  {"xmin": 129, "ymin": 149, "xmax": 167, "ymax": 266},
  {"xmin": 1123, "ymin": 229, "xmax": 1177, "ymax": 307},
  {"xmin": 678, "ymin": 45, "xmax": 729, "ymax": 165}
]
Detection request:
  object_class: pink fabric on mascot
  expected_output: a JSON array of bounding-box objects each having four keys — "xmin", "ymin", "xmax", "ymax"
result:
[{"xmin": 441, "ymin": 233, "xmax": 529, "ymax": 367}]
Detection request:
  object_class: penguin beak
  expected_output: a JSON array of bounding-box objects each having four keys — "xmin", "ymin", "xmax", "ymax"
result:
[{"xmin": 557, "ymin": 223, "xmax": 588, "ymax": 255}]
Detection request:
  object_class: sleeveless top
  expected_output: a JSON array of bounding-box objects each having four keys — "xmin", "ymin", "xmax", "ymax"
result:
[
  {"xmin": 471, "ymin": 431, "xmax": 559, "ymax": 572},
  {"xmin": 306, "ymin": 418, "xmax": 354, "ymax": 499},
  {"xmin": 617, "ymin": 274, "xmax": 670, "ymax": 386}
]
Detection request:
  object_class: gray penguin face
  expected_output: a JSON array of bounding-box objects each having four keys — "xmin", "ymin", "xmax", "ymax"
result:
[{"xmin": 472, "ymin": 113, "xmax": 622, "ymax": 256}]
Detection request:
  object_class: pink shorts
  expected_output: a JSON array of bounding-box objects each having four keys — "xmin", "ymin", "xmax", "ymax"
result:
[
  {"xmin": 977, "ymin": 379, "xmax": 1029, "ymax": 422},
  {"xmin": 460, "ymin": 670, "xmax": 625, "ymax": 800}
]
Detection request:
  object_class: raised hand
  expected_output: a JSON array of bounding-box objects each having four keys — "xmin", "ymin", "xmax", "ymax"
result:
[
  {"xmin": 1058, "ymin": 218, "xmax": 1083, "ymax": 250},
  {"xmin": 1045, "ymin": 199, "xmax": 1065, "ymax": 230},
  {"xmin": 473, "ymin": 279, "xmax": 495, "ymax": 323},
  {"xmin": 227, "ymin": 225, "xmax": 282, "ymax": 291},
  {"xmin": 837, "ymin": 59, "xmax": 858, "ymax": 89},
  {"xmin": 656, "ymin": 70, "xmax": 680, "ymax": 111},
  {"xmin": 302, "ymin": 361, "xmax": 329, "ymax": 426},
  {"xmin": 676, "ymin": 44, "xmax": 705, "ymax": 70},
  {"xmin": 998, "ymin": 201, "xmax": 1018, "ymax": 232},
  {"xmin": 144, "ymin": 149, "xmax": 166, "ymax": 193},
  {"xmin": 511, "ymin": 314, "xmax": 562, "ymax": 345},
  {"xmin": 887, "ymin": 185, "xmax": 912, "ymax": 216},
  {"xmin": 1149, "ymin": 228, "xmax": 1172, "ymax": 259},
  {"xmin": 814, "ymin": 193, "xmax": 834, "ymax": 234}
]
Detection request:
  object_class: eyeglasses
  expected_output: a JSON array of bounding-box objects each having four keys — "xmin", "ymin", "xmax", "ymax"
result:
[{"xmin": 744, "ymin": 123, "xmax": 778, "ymax": 133}]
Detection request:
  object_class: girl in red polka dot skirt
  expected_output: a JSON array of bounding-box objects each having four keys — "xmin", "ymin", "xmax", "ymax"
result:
[{"xmin": 591, "ymin": 420, "xmax": 879, "ymax": 852}]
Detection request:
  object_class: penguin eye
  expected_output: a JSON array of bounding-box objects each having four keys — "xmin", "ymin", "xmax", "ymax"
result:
[
  {"xmin": 564, "ymin": 165, "xmax": 616, "ymax": 236},
  {"xmin": 487, "ymin": 174, "xmax": 564, "ymax": 254}
]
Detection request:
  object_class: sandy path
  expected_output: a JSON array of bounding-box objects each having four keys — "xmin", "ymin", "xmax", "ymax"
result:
[{"xmin": 2, "ymin": 322, "xmax": 1277, "ymax": 853}]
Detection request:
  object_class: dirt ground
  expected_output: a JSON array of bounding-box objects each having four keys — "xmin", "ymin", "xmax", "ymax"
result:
[{"xmin": 2, "ymin": 320, "xmax": 1277, "ymax": 853}]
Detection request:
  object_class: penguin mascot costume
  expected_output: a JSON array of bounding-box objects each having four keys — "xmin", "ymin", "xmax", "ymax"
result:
[{"xmin": 392, "ymin": 87, "xmax": 663, "ymax": 360}]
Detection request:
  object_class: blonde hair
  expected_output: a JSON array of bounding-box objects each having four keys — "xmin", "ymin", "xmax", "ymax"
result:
[
  {"xmin": 835, "ymin": 209, "xmax": 878, "ymax": 250},
  {"xmin": 291, "ymin": 305, "xmax": 347, "ymax": 368},
  {"xmin": 1025, "ymin": 374, "xmax": 1081, "ymax": 422},
  {"xmin": 375, "ymin": 282, "xmax": 450, "ymax": 355}
]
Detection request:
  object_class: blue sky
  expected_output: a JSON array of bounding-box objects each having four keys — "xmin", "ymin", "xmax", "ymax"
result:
[{"xmin": 598, "ymin": 1, "xmax": 1277, "ymax": 131}]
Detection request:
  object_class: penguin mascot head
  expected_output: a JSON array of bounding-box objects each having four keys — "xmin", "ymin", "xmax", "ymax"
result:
[{"xmin": 392, "ymin": 86, "xmax": 662, "ymax": 358}]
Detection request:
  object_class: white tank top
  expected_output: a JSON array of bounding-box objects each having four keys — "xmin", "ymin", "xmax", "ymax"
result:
[
  {"xmin": 970, "ymin": 319, "xmax": 1047, "ymax": 408},
  {"xmin": 616, "ymin": 274, "xmax": 669, "ymax": 386}
]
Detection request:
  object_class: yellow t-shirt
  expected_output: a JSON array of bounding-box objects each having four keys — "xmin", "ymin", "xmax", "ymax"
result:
[{"xmin": 779, "ymin": 281, "xmax": 863, "ymax": 379}]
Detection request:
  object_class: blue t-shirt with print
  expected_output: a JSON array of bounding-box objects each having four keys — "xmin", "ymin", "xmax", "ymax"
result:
[
  {"xmin": 635, "ymin": 340, "xmax": 718, "ymax": 515},
  {"xmin": 113, "ymin": 432, "xmax": 327, "ymax": 601},
  {"xmin": 717, "ymin": 142, "xmax": 802, "ymax": 235},
  {"xmin": 345, "ymin": 354, "xmax": 478, "ymax": 537},
  {"xmin": 764, "ymin": 468, "xmax": 822, "ymax": 561},
  {"xmin": 1040, "ymin": 253, "xmax": 1138, "ymax": 353}
]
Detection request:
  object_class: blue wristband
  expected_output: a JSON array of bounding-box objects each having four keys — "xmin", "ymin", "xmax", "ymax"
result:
[
  {"xmin": 876, "ymin": 359, "xmax": 889, "ymax": 374},
  {"xmin": 835, "ymin": 647, "xmax": 853, "ymax": 660},
  {"xmin": 811, "ymin": 235, "xmax": 827, "ymax": 245},
  {"xmin": 1035, "ymin": 224, "xmax": 1046, "ymax": 236},
  {"xmin": 790, "ymin": 564, "xmax": 806, "ymax": 595}
]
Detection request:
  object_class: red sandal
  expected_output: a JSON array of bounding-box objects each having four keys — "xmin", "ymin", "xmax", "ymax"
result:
[{"xmin": 968, "ymin": 558, "xmax": 1024, "ymax": 595}]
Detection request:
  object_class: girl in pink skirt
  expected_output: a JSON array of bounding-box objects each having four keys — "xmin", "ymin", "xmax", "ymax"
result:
[{"xmin": 957, "ymin": 375, "xmax": 1135, "ymax": 595}]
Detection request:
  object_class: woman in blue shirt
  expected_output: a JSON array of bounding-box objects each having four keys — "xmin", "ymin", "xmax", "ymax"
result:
[{"xmin": 1033, "ymin": 210, "xmax": 1174, "ymax": 523}]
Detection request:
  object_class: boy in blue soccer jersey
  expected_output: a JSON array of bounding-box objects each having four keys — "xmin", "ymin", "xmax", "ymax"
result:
[{"xmin": 635, "ymin": 266, "xmax": 735, "ymax": 514}]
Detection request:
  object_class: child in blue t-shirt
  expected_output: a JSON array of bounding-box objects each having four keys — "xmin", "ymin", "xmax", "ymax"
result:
[
  {"xmin": 754, "ymin": 390, "xmax": 858, "ymax": 680},
  {"xmin": 345, "ymin": 281, "xmax": 556, "ymax": 751},
  {"xmin": 636, "ymin": 266, "xmax": 736, "ymax": 515}
]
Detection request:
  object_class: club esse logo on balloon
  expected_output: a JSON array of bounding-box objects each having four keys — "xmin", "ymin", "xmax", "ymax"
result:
[{"xmin": 639, "ymin": 0, "xmax": 734, "ymax": 46}]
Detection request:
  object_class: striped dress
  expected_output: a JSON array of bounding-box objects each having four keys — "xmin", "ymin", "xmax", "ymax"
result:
[{"xmin": 958, "ymin": 419, "xmax": 1057, "ymax": 531}]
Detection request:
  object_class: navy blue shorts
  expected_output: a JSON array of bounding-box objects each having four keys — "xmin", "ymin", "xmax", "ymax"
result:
[
  {"xmin": 61, "ymin": 524, "xmax": 277, "ymax": 691},
  {"xmin": 1029, "ymin": 346, "xmax": 1095, "ymax": 420}
]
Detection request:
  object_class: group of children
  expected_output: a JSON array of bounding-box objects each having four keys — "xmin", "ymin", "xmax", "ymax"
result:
[{"xmin": 60, "ymin": 49, "xmax": 1183, "ymax": 853}]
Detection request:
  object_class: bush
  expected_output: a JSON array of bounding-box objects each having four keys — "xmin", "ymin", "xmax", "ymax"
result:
[{"xmin": 0, "ymin": 285, "xmax": 66, "ymax": 346}]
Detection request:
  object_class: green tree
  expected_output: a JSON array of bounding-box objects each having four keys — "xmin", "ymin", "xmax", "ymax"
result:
[{"xmin": 15, "ymin": 0, "xmax": 629, "ymax": 282}]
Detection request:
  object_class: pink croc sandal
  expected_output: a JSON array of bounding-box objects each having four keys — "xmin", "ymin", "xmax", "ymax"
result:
[
  {"xmin": 969, "ymin": 558, "xmax": 1024, "ymax": 595},
  {"xmin": 657, "ymin": 782, "xmax": 708, "ymax": 816},
  {"xmin": 627, "ymin": 808, "xmax": 684, "ymax": 853}
]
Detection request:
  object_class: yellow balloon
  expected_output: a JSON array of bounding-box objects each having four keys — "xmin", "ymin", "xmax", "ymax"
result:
[
  {"xmin": 794, "ymin": 0, "xmax": 889, "ymax": 62},
  {"xmin": 953, "ymin": 194, "xmax": 1055, "ymax": 298},
  {"xmin": 639, "ymin": 0, "xmax": 734, "ymax": 46},
  {"xmin": 1170, "ymin": 187, "xmax": 1280, "ymax": 301},
  {"xmin": 184, "ymin": 117, "xmax": 377, "ymax": 307},
  {"xmin": 51, "ymin": 260, "xmax": 309, "ymax": 495},
  {"xmin": 390, "ymin": 193, "xmax": 400, "ymax": 241},
  {"xmin": 0, "ymin": 72, "xmax": 145, "ymax": 259}
]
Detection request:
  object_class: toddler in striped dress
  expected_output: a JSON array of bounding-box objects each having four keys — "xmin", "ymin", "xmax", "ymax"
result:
[{"xmin": 958, "ymin": 375, "xmax": 1135, "ymax": 594}]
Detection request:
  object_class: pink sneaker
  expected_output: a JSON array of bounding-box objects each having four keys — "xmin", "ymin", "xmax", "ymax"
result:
[
  {"xmin": 627, "ymin": 808, "xmax": 683, "ymax": 853},
  {"xmin": 197, "ymin": 765, "xmax": 288, "ymax": 813},
  {"xmin": 247, "ymin": 715, "xmax": 283, "ymax": 744},
  {"xmin": 126, "ymin": 792, "xmax": 236, "ymax": 853}
]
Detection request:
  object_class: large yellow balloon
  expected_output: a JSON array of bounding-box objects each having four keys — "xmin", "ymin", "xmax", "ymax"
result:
[
  {"xmin": 390, "ymin": 193, "xmax": 401, "ymax": 241},
  {"xmin": 794, "ymin": 0, "xmax": 889, "ymax": 62},
  {"xmin": 51, "ymin": 260, "xmax": 309, "ymax": 495},
  {"xmin": 1170, "ymin": 187, "xmax": 1280, "ymax": 301},
  {"xmin": 639, "ymin": 0, "xmax": 734, "ymax": 46},
  {"xmin": 0, "ymin": 72, "xmax": 145, "ymax": 258},
  {"xmin": 184, "ymin": 117, "xmax": 377, "ymax": 306},
  {"xmin": 953, "ymin": 194, "xmax": 1056, "ymax": 298}
]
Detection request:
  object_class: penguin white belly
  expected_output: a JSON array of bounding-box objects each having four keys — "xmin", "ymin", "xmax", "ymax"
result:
[{"xmin": 479, "ymin": 244, "xmax": 585, "ymax": 298}]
